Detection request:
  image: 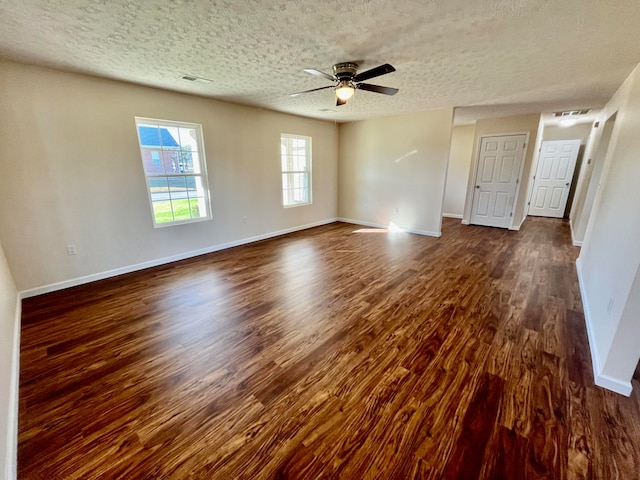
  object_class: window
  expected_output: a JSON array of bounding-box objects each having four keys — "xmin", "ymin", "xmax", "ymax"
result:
[
  {"xmin": 280, "ymin": 134, "xmax": 312, "ymax": 207},
  {"xmin": 135, "ymin": 117, "xmax": 211, "ymax": 227}
]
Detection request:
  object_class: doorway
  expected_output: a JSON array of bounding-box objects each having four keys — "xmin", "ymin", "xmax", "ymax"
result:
[
  {"xmin": 470, "ymin": 134, "xmax": 527, "ymax": 228},
  {"xmin": 528, "ymin": 140, "xmax": 581, "ymax": 218},
  {"xmin": 571, "ymin": 113, "xmax": 617, "ymax": 241}
]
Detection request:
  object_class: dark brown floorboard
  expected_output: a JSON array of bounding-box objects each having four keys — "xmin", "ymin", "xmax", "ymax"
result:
[{"xmin": 18, "ymin": 218, "xmax": 640, "ymax": 479}]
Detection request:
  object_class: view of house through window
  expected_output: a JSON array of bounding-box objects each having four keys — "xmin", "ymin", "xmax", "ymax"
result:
[
  {"xmin": 280, "ymin": 134, "xmax": 312, "ymax": 207},
  {"xmin": 135, "ymin": 118, "xmax": 211, "ymax": 227}
]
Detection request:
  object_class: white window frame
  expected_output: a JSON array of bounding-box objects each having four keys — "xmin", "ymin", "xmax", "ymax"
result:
[
  {"xmin": 280, "ymin": 134, "xmax": 312, "ymax": 207},
  {"xmin": 135, "ymin": 117, "xmax": 212, "ymax": 227}
]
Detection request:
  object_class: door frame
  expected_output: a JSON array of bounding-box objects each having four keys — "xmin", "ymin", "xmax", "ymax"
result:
[
  {"xmin": 464, "ymin": 131, "xmax": 530, "ymax": 229},
  {"xmin": 570, "ymin": 112, "xmax": 618, "ymax": 245},
  {"xmin": 527, "ymin": 139, "xmax": 582, "ymax": 218}
]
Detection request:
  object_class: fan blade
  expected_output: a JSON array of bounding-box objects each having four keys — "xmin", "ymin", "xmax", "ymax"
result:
[
  {"xmin": 357, "ymin": 83, "xmax": 399, "ymax": 96},
  {"xmin": 290, "ymin": 85, "xmax": 335, "ymax": 97},
  {"xmin": 303, "ymin": 68, "xmax": 336, "ymax": 82},
  {"xmin": 336, "ymin": 97, "xmax": 347, "ymax": 106},
  {"xmin": 353, "ymin": 63, "xmax": 395, "ymax": 82}
]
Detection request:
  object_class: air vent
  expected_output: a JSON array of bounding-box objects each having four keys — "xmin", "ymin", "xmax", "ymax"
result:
[
  {"xmin": 554, "ymin": 109, "xmax": 590, "ymax": 117},
  {"xmin": 181, "ymin": 74, "xmax": 212, "ymax": 83}
]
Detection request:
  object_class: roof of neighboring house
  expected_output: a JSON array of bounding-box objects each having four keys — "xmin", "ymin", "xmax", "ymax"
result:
[{"xmin": 138, "ymin": 126, "xmax": 179, "ymax": 148}]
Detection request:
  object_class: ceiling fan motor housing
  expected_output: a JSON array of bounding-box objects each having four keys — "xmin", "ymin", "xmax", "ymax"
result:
[{"xmin": 332, "ymin": 62, "xmax": 358, "ymax": 80}]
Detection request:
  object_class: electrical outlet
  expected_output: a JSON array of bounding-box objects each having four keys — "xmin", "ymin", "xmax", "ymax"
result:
[
  {"xmin": 242, "ymin": 216, "xmax": 248, "ymax": 224},
  {"xmin": 67, "ymin": 245, "xmax": 77, "ymax": 256}
]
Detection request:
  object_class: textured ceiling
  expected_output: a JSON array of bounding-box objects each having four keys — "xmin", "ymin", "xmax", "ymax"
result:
[{"xmin": 0, "ymin": 0, "xmax": 639, "ymax": 123}]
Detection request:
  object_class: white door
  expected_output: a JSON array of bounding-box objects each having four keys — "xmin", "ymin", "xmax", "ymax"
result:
[
  {"xmin": 528, "ymin": 140, "xmax": 580, "ymax": 218},
  {"xmin": 470, "ymin": 134, "xmax": 526, "ymax": 228}
]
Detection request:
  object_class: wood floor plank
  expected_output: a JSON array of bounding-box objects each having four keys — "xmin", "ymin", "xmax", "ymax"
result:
[
  {"xmin": 441, "ymin": 372, "xmax": 505, "ymax": 480},
  {"xmin": 526, "ymin": 351, "xmax": 568, "ymax": 479},
  {"xmin": 17, "ymin": 217, "xmax": 640, "ymax": 479},
  {"xmin": 482, "ymin": 426, "xmax": 528, "ymax": 480}
]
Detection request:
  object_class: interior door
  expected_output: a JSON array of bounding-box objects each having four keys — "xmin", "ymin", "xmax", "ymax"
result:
[
  {"xmin": 528, "ymin": 140, "xmax": 580, "ymax": 218},
  {"xmin": 470, "ymin": 134, "xmax": 526, "ymax": 228}
]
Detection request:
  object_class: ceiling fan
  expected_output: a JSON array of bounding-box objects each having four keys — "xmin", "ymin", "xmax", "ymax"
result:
[{"xmin": 290, "ymin": 62, "xmax": 398, "ymax": 106}]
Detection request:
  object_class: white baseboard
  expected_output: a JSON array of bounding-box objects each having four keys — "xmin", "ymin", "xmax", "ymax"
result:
[
  {"xmin": 20, "ymin": 218, "xmax": 338, "ymax": 299},
  {"xmin": 336, "ymin": 217, "xmax": 441, "ymax": 238},
  {"xmin": 570, "ymin": 219, "xmax": 583, "ymax": 247},
  {"xmin": 5, "ymin": 297, "xmax": 21, "ymax": 480},
  {"xmin": 576, "ymin": 257, "xmax": 633, "ymax": 396},
  {"xmin": 509, "ymin": 214, "xmax": 527, "ymax": 231},
  {"xmin": 442, "ymin": 213, "xmax": 463, "ymax": 219}
]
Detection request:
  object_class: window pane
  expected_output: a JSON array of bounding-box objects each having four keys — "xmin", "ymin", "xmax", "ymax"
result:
[
  {"xmin": 148, "ymin": 177, "xmax": 169, "ymax": 202},
  {"xmin": 162, "ymin": 150, "xmax": 180, "ymax": 173},
  {"xmin": 152, "ymin": 200, "xmax": 173, "ymax": 223},
  {"xmin": 168, "ymin": 177, "xmax": 187, "ymax": 202},
  {"xmin": 294, "ymin": 188, "xmax": 308, "ymax": 202},
  {"xmin": 177, "ymin": 127, "xmax": 199, "ymax": 151},
  {"xmin": 180, "ymin": 147, "xmax": 196, "ymax": 174},
  {"xmin": 138, "ymin": 125, "xmax": 161, "ymax": 148},
  {"xmin": 171, "ymin": 199, "xmax": 192, "ymax": 221},
  {"xmin": 141, "ymin": 148, "xmax": 165, "ymax": 174},
  {"xmin": 161, "ymin": 126, "xmax": 180, "ymax": 148},
  {"xmin": 189, "ymin": 198, "xmax": 203, "ymax": 218},
  {"xmin": 293, "ymin": 173, "xmax": 306, "ymax": 189},
  {"xmin": 185, "ymin": 175, "xmax": 206, "ymax": 199}
]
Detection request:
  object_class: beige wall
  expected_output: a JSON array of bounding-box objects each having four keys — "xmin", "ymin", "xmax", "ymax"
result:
[
  {"xmin": 443, "ymin": 124, "xmax": 475, "ymax": 217},
  {"xmin": 338, "ymin": 109, "xmax": 454, "ymax": 236},
  {"xmin": 463, "ymin": 113, "xmax": 541, "ymax": 227},
  {"xmin": 0, "ymin": 60, "xmax": 339, "ymax": 293},
  {"xmin": 577, "ymin": 62, "xmax": 640, "ymax": 394},
  {"xmin": 0, "ymin": 242, "xmax": 19, "ymax": 480},
  {"xmin": 542, "ymin": 123, "xmax": 592, "ymax": 142}
]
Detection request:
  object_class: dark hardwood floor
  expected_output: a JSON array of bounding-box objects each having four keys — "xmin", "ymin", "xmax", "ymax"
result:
[{"xmin": 18, "ymin": 218, "xmax": 640, "ymax": 479}]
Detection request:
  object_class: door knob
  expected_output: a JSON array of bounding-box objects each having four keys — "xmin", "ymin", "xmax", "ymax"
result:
[
  {"xmin": 476, "ymin": 185, "xmax": 480, "ymax": 189},
  {"xmin": 565, "ymin": 182, "xmax": 570, "ymax": 186}
]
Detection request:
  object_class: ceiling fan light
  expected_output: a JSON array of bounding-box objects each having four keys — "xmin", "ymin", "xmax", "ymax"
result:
[{"xmin": 335, "ymin": 81, "xmax": 355, "ymax": 100}]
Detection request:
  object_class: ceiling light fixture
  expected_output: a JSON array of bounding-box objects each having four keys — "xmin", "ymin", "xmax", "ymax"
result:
[
  {"xmin": 559, "ymin": 118, "xmax": 577, "ymax": 127},
  {"xmin": 335, "ymin": 80, "xmax": 355, "ymax": 100}
]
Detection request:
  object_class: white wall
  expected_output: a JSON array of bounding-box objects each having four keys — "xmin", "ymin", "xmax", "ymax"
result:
[
  {"xmin": 443, "ymin": 124, "xmax": 475, "ymax": 218},
  {"xmin": 604, "ymin": 269, "xmax": 640, "ymax": 381},
  {"xmin": 0, "ymin": 60, "xmax": 339, "ymax": 294},
  {"xmin": 338, "ymin": 109, "xmax": 454, "ymax": 236},
  {"xmin": 0, "ymin": 242, "xmax": 19, "ymax": 480},
  {"xmin": 570, "ymin": 117, "xmax": 615, "ymax": 244},
  {"xmin": 577, "ymin": 62, "xmax": 640, "ymax": 395}
]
